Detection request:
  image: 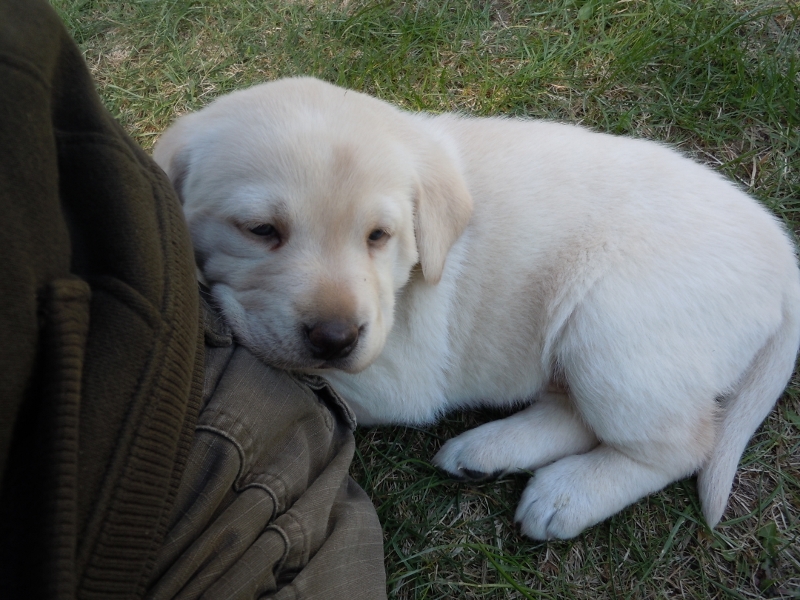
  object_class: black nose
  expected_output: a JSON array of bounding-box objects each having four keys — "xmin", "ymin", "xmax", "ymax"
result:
[{"xmin": 305, "ymin": 321, "xmax": 360, "ymax": 361}]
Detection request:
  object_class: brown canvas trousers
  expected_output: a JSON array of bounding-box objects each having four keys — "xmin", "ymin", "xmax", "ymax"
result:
[
  {"xmin": 0, "ymin": 0, "xmax": 386, "ymax": 597},
  {"xmin": 146, "ymin": 295, "xmax": 386, "ymax": 600}
]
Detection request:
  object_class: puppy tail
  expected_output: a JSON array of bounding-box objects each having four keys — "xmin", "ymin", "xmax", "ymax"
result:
[{"xmin": 698, "ymin": 301, "xmax": 800, "ymax": 528}]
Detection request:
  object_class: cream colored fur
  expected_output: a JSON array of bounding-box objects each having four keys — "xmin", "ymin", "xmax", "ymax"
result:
[{"xmin": 154, "ymin": 77, "xmax": 800, "ymax": 540}]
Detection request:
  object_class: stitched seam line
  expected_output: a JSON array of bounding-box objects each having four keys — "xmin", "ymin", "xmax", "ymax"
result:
[
  {"xmin": 263, "ymin": 524, "xmax": 291, "ymax": 574},
  {"xmin": 194, "ymin": 425, "xmax": 282, "ymax": 519}
]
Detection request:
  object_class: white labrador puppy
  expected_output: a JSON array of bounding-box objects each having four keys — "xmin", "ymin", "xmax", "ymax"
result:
[{"xmin": 154, "ymin": 77, "xmax": 800, "ymax": 540}]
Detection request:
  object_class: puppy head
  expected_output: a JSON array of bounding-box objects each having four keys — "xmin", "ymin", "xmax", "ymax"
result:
[{"xmin": 154, "ymin": 77, "xmax": 472, "ymax": 372}]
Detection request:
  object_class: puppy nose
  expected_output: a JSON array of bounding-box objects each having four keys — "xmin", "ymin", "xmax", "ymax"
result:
[{"xmin": 305, "ymin": 321, "xmax": 360, "ymax": 360}]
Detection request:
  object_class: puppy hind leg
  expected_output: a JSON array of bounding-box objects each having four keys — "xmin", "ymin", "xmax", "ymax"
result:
[
  {"xmin": 432, "ymin": 391, "xmax": 598, "ymax": 480},
  {"xmin": 525, "ymin": 355, "xmax": 719, "ymax": 538}
]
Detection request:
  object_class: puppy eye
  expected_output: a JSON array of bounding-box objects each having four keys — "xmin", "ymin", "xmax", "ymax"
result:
[
  {"xmin": 249, "ymin": 224, "xmax": 277, "ymax": 237},
  {"xmin": 368, "ymin": 229, "xmax": 388, "ymax": 242}
]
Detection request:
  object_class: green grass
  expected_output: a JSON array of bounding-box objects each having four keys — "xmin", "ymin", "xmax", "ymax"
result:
[{"xmin": 53, "ymin": 0, "xmax": 799, "ymax": 597}]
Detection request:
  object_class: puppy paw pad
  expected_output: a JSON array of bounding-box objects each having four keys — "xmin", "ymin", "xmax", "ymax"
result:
[{"xmin": 514, "ymin": 474, "xmax": 589, "ymax": 540}]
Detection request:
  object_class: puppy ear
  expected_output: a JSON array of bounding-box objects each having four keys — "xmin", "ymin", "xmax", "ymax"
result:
[
  {"xmin": 152, "ymin": 115, "xmax": 195, "ymax": 204},
  {"xmin": 414, "ymin": 140, "xmax": 473, "ymax": 284}
]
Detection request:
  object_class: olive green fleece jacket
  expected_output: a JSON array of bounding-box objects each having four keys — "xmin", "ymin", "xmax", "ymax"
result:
[{"xmin": 0, "ymin": 0, "xmax": 204, "ymax": 596}]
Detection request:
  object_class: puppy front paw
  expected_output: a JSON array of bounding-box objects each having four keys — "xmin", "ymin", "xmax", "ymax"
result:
[{"xmin": 432, "ymin": 432, "xmax": 507, "ymax": 481}]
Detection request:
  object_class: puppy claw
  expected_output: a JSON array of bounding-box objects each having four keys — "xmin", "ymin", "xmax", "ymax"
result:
[
  {"xmin": 433, "ymin": 461, "xmax": 500, "ymax": 482},
  {"xmin": 461, "ymin": 467, "xmax": 501, "ymax": 481},
  {"xmin": 461, "ymin": 467, "xmax": 491, "ymax": 480}
]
